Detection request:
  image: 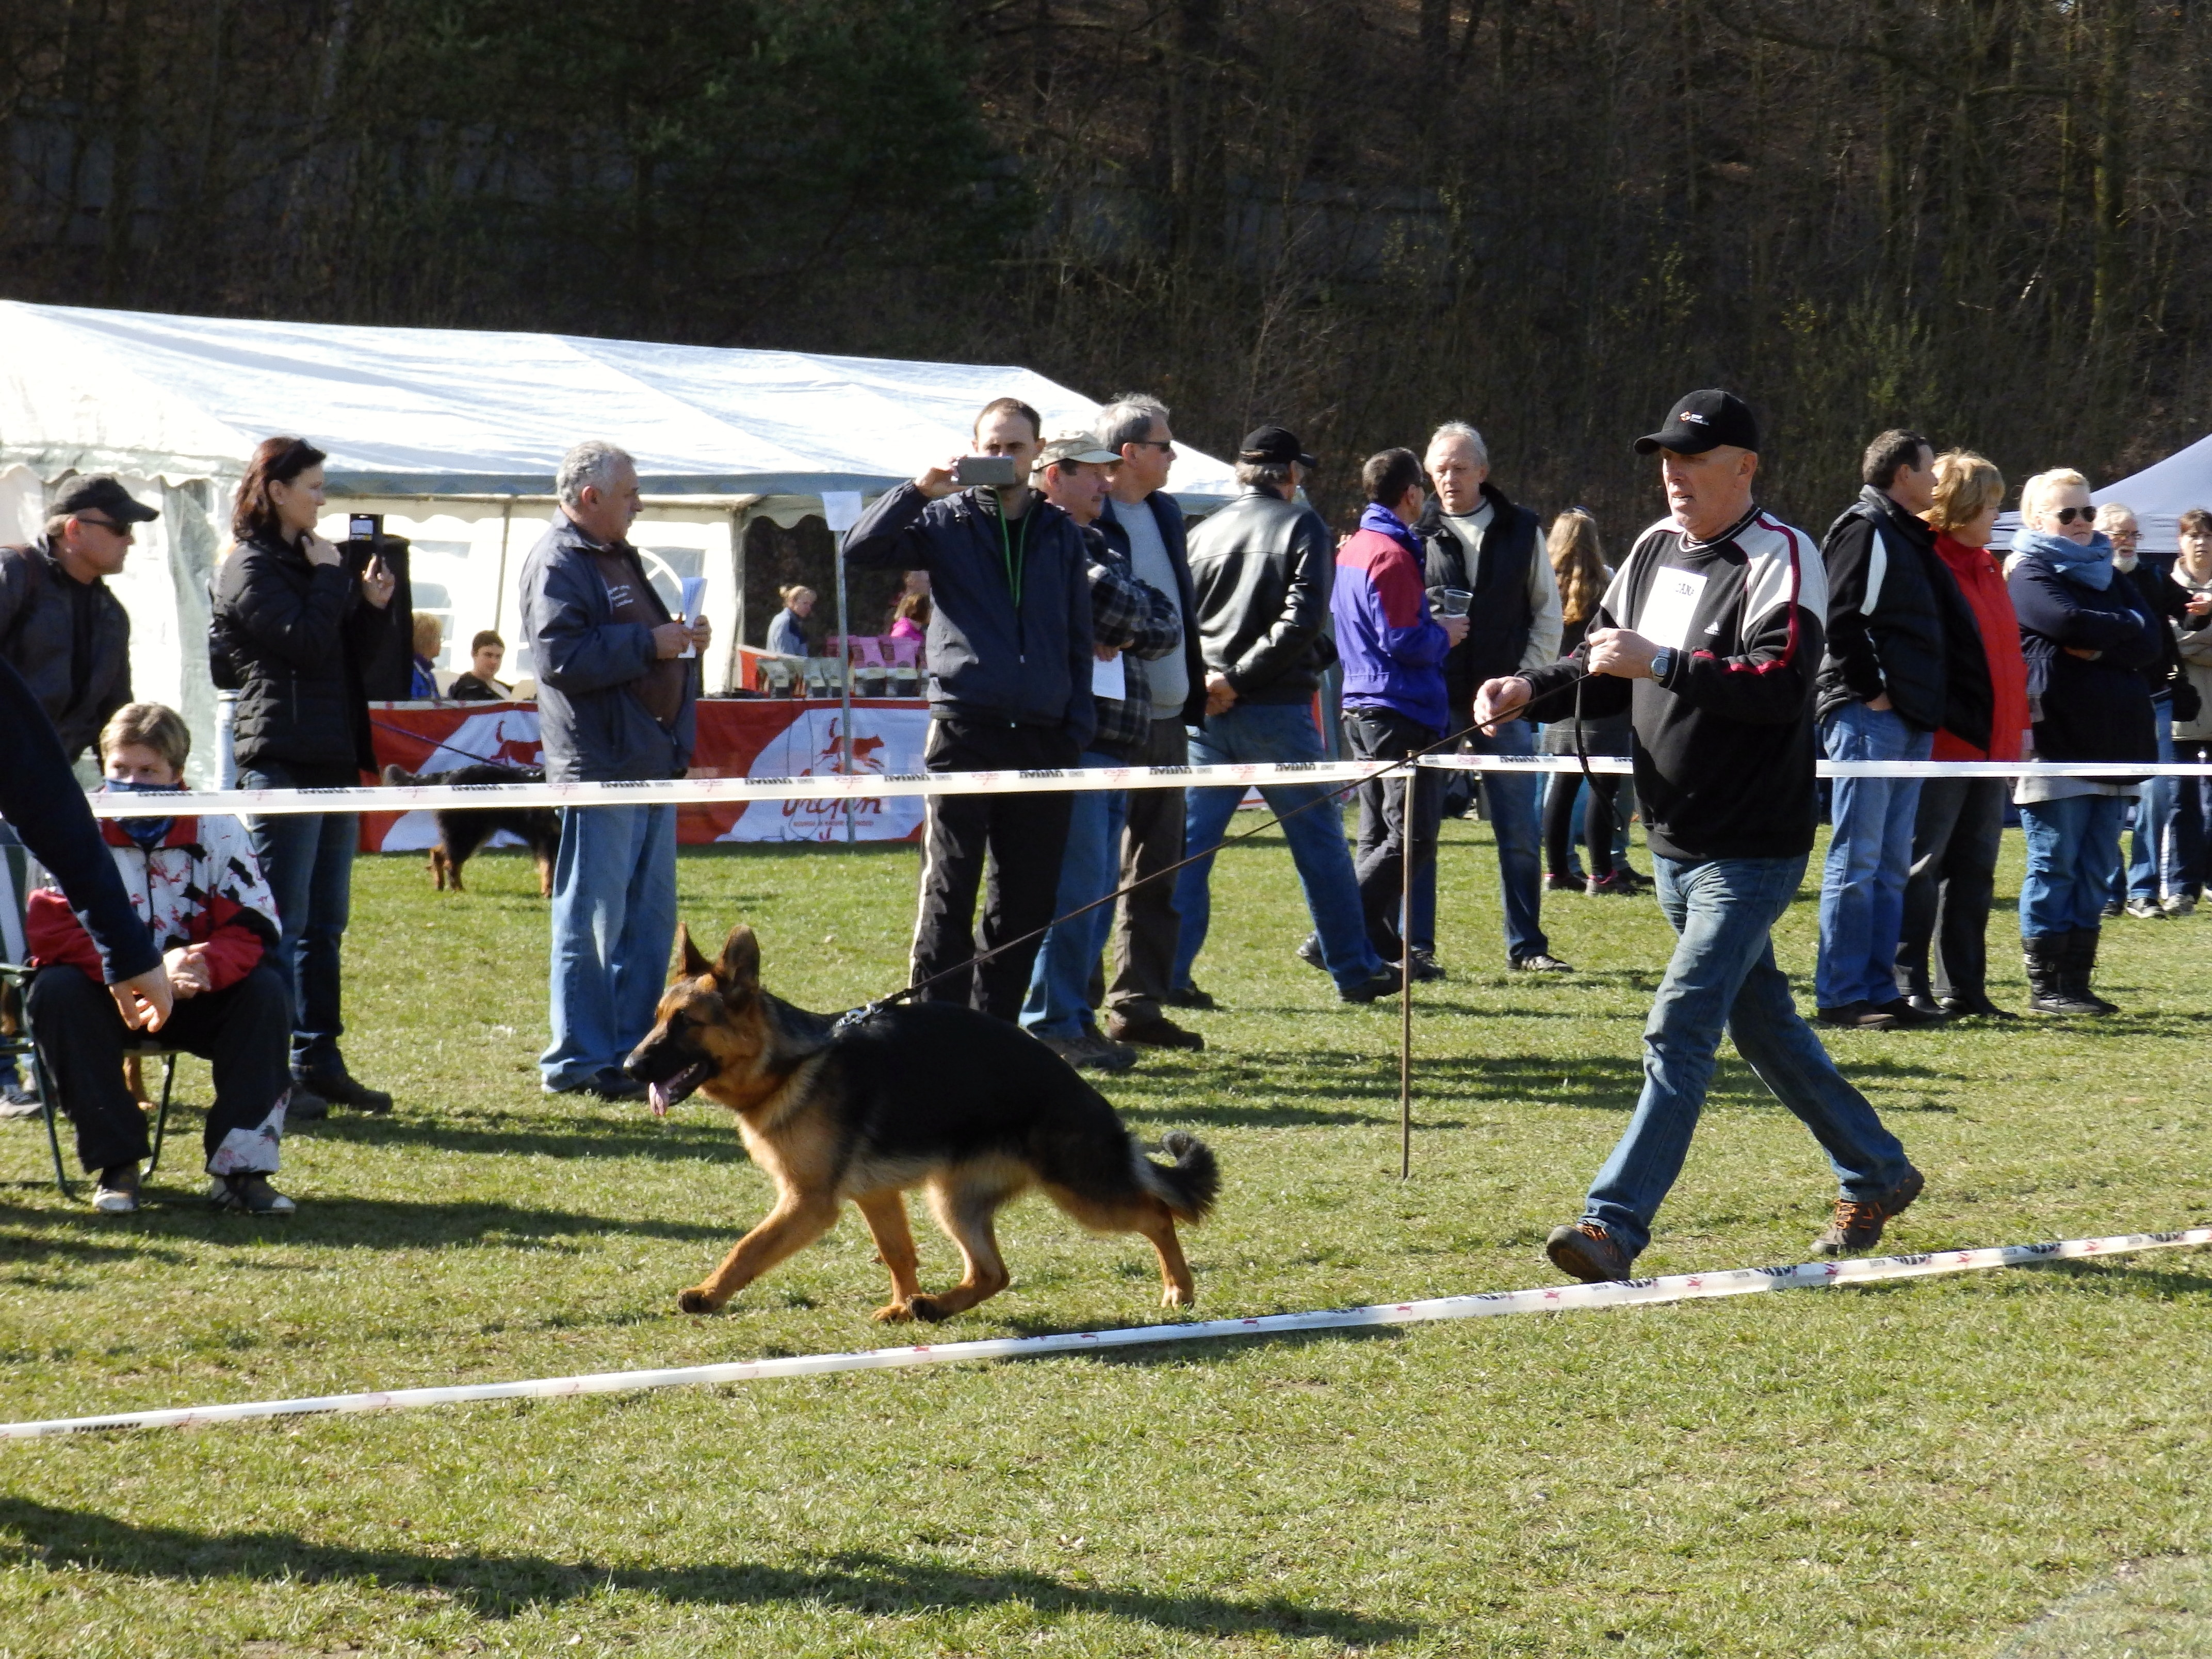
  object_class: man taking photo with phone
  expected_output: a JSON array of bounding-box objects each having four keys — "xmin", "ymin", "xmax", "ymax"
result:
[{"xmin": 845, "ymin": 398, "xmax": 1094, "ymax": 1021}]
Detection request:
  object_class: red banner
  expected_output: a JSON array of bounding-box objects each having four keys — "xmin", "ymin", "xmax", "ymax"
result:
[{"xmin": 362, "ymin": 700, "xmax": 934, "ymax": 851}]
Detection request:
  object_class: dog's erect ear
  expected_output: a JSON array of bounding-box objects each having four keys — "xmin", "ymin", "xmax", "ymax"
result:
[
  {"xmin": 715, "ymin": 924, "xmax": 761, "ymax": 993},
  {"xmin": 676, "ymin": 923, "xmax": 715, "ymax": 982}
]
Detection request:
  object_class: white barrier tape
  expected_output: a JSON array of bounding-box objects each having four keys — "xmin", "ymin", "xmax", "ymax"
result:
[
  {"xmin": 79, "ymin": 757, "xmax": 2212, "ymax": 815},
  {"xmin": 3, "ymin": 1226, "xmax": 2201, "ymax": 1440}
]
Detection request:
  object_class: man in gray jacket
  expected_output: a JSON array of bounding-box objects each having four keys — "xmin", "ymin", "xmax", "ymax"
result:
[
  {"xmin": 1170, "ymin": 427, "xmax": 1397, "ymax": 1005},
  {"xmin": 519, "ymin": 441, "xmax": 708, "ymax": 1101}
]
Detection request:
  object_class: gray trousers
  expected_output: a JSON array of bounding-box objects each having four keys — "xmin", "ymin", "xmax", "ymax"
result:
[{"xmin": 1102, "ymin": 717, "xmax": 1189, "ymax": 1022}]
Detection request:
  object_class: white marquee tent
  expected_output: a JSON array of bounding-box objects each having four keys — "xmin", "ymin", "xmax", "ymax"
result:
[
  {"xmin": 2093, "ymin": 435, "xmax": 2212, "ymax": 552},
  {"xmin": 0, "ymin": 302, "xmax": 1238, "ymax": 780}
]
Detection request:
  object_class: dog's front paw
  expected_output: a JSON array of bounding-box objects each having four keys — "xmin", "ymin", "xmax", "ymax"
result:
[
  {"xmin": 676, "ymin": 1286, "xmax": 720, "ymax": 1315},
  {"xmin": 871, "ymin": 1301, "xmax": 915, "ymax": 1324},
  {"xmin": 1160, "ymin": 1282, "xmax": 1193, "ymax": 1309},
  {"xmin": 905, "ymin": 1294, "xmax": 950, "ymax": 1323}
]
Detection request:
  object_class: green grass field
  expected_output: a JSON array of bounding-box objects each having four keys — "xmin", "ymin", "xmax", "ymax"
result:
[{"xmin": 4, "ymin": 817, "xmax": 2210, "ymax": 1657}]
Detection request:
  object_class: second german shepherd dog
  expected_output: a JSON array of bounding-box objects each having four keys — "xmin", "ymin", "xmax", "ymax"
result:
[
  {"xmin": 380, "ymin": 762, "xmax": 561, "ymax": 896},
  {"xmin": 623, "ymin": 923, "xmax": 1219, "ymax": 1322}
]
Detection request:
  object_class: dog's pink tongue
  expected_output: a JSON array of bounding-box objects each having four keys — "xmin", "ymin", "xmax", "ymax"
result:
[{"xmin": 648, "ymin": 1081, "xmax": 671, "ymax": 1118}]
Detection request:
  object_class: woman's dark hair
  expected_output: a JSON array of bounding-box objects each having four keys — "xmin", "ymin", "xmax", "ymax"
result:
[
  {"xmin": 232, "ymin": 436, "xmax": 328, "ymax": 542},
  {"xmin": 470, "ymin": 629, "xmax": 504, "ymax": 654}
]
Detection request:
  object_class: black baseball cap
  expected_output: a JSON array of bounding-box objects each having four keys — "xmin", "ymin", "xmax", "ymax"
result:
[
  {"xmin": 1633, "ymin": 390, "xmax": 1760, "ymax": 457},
  {"xmin": 1239, "ymin": 425, "xmax": 1318, "ymax": 469},
  {"xmin": 52, "ymin": 475, "xmax": 159, "ymax": 525}
]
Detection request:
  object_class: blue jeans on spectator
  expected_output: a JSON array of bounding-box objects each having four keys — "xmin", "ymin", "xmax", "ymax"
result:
[
  {"xmin": 1409, "ymin": 720, "xmax": 1549, "ymax": 962},
  {"xmin": 1021, "ymin": 753, "xmax": 1129, "ymax": 1040},
  {"xmin": 2121, "ymin": 697, "xmax": 2176, "ymax": 903},
  {"xmin": 2020, "ymin": 793, "xmax": 2125, "ymax": 938},
  {"xmin": 1816, "ymin": 702, "xmax": 1932, "ymax": 1010},
  {"xmin": 2172, "ymin": 738, "xmax": 2212, "ymax": 898},
  {"xmin": 1173, "ymin": 702, "xmax": 1382, "ymax": 995},
  {"xmin": 1581, "ymin": 852, "xmax": 1914, "ymax": 1260},
  {"xmin": 542, "ymin": 803, "xmax": 678, "ymax": 1090},
  {"xmin": 241, "ymin": 765, "xmax": 359, "ymax": 1075}
]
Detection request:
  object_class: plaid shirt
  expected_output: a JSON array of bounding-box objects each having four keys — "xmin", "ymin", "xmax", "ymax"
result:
[{"xmin": 1086, "ymin": 530, "xmax": 1182, "ymax": 754}]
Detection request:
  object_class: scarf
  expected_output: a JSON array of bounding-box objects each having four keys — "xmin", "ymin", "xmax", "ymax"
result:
[
  {"xmin": 104, "ymin": 778, "xmax": 181, "ymax": 849},
  {"xmin": 1359, "ymin": 502, "xmax": 1424, "ymax": 560},
  {"xmin": 2012, "ymin": 527, "xmax": 2113, "ymax": 591}
]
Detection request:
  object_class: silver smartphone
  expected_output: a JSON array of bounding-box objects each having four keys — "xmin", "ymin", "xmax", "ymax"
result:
[{"xmin": 952, "ymin": 455, "xmax": 1020, "ymax": 487}]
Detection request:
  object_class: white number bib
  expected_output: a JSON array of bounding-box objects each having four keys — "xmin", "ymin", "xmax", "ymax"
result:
[{"xmin": 1636, "ymin": 566, "xmax": 1709, "ymax": 650}]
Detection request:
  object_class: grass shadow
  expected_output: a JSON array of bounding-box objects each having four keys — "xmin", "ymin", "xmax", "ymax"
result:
[
  {"xmin": 0, "ymin": 1195, "xmax": 738, "ymax": 1250},
  {"xmin": 0, "ymin": 1500, "xmax": 1417, "ymax": 1641},
  {"xmin": 294, "ymin": 1112, "xmax": 748, "ymax": 1165}
]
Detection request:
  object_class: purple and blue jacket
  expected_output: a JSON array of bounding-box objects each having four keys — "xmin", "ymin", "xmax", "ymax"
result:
[{"xmin": 1333, "ymin": 503, "xmax": 1451, "ymax": 732}]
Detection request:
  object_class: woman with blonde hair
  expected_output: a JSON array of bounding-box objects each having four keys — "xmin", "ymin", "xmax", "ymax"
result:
[
  {"xmin": 1538, "ymin": 509, "xmax": 1640, "ymax": 894},
  {"xmin": 2007, "ymin": 467, "xmax": 2160, "ymax": 1014},
  {"xmin": 766, "ymin": 583, "xmax": 815, "ymax": 657},
  {"xmin": 1894, "ymin": 452, "xmax": 2029, "ymax": 1018}
]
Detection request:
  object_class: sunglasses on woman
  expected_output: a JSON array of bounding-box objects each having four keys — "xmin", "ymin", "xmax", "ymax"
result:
[{"xmin": 2051, "ymin": 507, "xmax": 2097, "ymax": 525}]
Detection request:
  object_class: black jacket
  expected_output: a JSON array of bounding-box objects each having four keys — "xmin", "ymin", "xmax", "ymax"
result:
[
  {"xmin": 845, "ymin": 482, "xmax": 1094, "ymax": 746},
  {"xmin": 1416, "ymin": 483, "xmax": 1540, "ymax": 722},
  {"xmin": 2009, "ymin": 554, "xmax": 2160, "ymax": 766},
  {"xmin": 1095, "ymin": 490, "xmax": 1207, "ymax": 726},
  {"xmin": 209, "ymin": 531, "xmax": 384, "ymax": 777},
  {"xmin": 1815, "ymin": 486, "xmax": 1989, "ymax": 747},
  {"xmin": 1182, "ymin": 486, "xmax": 1337, "ymax": 707},
  {"xmin": 2117, "ymin": 558, "xmax": 2199, "ymax": 720},
  {"xmin": 0, "ymin": 540, "xmax": 132, "ymax": 762}
]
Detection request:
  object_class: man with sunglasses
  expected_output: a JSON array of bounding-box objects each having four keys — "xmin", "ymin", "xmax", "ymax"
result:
[{"xmin": 0, "ymin": 476, "xmax": 154, "ymax": 766}]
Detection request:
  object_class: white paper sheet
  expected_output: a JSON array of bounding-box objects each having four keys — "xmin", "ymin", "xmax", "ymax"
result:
[
  {"xmin": 1092, "ymin": 652, "xmax": 1126, "ymax": 700},
  {"xmin": 819, "ymin": 491, "xmax": 864, "ymax": 534},
  {"xmin": 1635, "ymin": 566, "xmax": 1708, "ymax": 650},
  {"xmin": 678, "ymin": 575, "xmax": 707, "ymax": 658}
]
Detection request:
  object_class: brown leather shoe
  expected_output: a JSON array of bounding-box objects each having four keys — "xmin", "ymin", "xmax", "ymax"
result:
[{"xmin": 1105, "ymin": 1012, "xmax": 1205, "ymax": 1051}]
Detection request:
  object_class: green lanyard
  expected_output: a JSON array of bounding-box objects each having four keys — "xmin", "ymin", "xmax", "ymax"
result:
[{"xmin": 996, "ymin": 501, "xmax": 1032, "ymax": 610}]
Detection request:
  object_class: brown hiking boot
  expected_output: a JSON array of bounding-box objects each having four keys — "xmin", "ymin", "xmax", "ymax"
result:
[
  {"xmin": 1545, "ymin": 1221, "xmax": 1634, "ymax": 1283},
  {"xmin": 1811, "ymin": 1165, "xmax": 1924, "ymax": 1257}
]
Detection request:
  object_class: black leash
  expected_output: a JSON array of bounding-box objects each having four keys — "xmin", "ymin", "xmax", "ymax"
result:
[
  {"xmin": 832, "ymin": 688, "xmax": 1595, "ymax": 1035},
  {"xmin": 366, "ymin": 715, "xmax": 539, "ymax": 776}
]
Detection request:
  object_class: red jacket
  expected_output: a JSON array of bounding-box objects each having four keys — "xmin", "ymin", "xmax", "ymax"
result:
[
  {"xmin": 28, "ymin": 814, "xmax": 275, "ymax": 990},
  {"xmin": 1931, "ymin": 533, "xmax": 2029, "ymax": 762}
]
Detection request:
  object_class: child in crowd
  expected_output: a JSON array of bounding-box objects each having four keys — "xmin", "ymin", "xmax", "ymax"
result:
[{"xmin": 26, "ymin": 703, "xmax": 297, "ymax": 1215}]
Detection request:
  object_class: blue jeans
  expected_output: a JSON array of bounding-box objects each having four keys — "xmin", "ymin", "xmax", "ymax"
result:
[
  {"xmin": 2020, "ymin": 793, "xmax": 2124, "ymax": 938},
  {"xmin": 2121, "ymin": 697, "xmax": 2176, "ymax": 902},
  {"xmin": 1410, "ymin": 720, "xmax": 1548, "ymax": 962},
  {"xmin": 1816, "ymin": 703, "xmax": 1931, "ymax": 1009},
  {"xmin": 241, "ymin": 766, "xmax": 359, "ymax": 1074},
  {"xmin": 1173, "ymin": 702, "xmax": 1382, "ymax": 994},
  {"xmin": 542, "ymin": 803, "xmax": 679, "ymax": 1089},
  {"xmin": 1021, "ymin": 753, "xmax": 1129, "ymax": 1039},
  {"xmin": 1582, "ymin": 853, "xmax": 1913, "ymax": 1260}
]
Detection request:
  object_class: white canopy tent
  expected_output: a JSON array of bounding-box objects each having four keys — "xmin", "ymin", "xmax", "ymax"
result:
[
  {"xmin": 2093, "ymin": 434, "xmax": 2212, "ymax": 553},
  {"xmin": 0, "ymin": 301, "xmax": 1239, "ymax": 781}
]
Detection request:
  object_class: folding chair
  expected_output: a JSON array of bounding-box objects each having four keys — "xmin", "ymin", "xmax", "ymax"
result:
[{"xmin": 0, "ymin": 839, "xmax": 181, "ymax": 1197}]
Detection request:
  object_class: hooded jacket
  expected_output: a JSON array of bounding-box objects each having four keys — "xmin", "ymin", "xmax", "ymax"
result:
[
  {"xmin": 0, "ymin": 540, "xmax": 133, "ymax": 762},
  {"xmin": 844, "ymin": 482, "xmax": 1094, "ymax": 747},
  {"xmin": 1815, "ymin": 485, "xmax": 1990, "ymax": 748}
]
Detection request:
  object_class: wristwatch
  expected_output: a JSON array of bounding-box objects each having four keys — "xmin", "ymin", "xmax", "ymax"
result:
[{"xmin": 1649, "ymin": 647, "xmax": 1674, "ymax": 681}]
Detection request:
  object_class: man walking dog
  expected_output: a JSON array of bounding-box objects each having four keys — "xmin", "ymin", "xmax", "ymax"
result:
[{"xmin": 1475, "ymin": 390, "xmax": 1922, "ymax": 1282}]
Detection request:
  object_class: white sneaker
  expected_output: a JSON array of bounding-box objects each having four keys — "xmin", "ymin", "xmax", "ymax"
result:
[{"xmin": 91, "ymin": 1168, "xmax": 140, "ymax": 1214}]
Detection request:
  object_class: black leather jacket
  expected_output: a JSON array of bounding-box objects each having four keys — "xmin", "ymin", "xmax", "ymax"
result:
[
  {"xmin": 0, "ymin": 540, "xmax": 132, "ymax": 763},
  {"xmin": 1183, "ymin": 486, "xmax": 1337, "ymax": 707}
]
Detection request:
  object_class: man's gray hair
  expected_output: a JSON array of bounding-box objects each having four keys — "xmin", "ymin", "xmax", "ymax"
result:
[
  {"xmin": 556, "ymin": 440, "xmax": 636, "ymax": 507},
  {"xmin": 1427, "ymin": 422, "xmax": 1489, "ymax": 469},
  {"xmin": 1097, "ymin": 393, "xmax": 1172, "ymax": 454},
  {"xmin": 1234, "ymin": 459, "xmax": 1296, "ymax": 492}
]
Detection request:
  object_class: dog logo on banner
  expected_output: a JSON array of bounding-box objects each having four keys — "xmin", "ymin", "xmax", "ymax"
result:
[{"xmin": 724, "ymin": 706, "xmax": 932, "ymax": 843}]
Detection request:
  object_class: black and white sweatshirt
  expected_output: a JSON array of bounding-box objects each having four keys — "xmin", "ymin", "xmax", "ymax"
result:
[{"xmin": 1519, "ymin": 507, "xmax": 1828, "ymax": 864}]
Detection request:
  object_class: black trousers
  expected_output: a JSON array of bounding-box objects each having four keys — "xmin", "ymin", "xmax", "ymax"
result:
[
  {"xmin": 912, "ymin": 719, "xmax": 1078, "ymax": 1021},
  {"xmin": 28, "ymin": 962, "xmax": 292, "ymax": 1175},
  {"xmin": 1344, "ymin": 708, "xmax": 1444, "ymax": 959},
  {"xmin": 1542, "ymin": 770, "xmax": 1624, "ymax": 878},
  {"xmin": 1895, "ymin": 776, "xmax": 2006, "ymax": 1000},
  {"xmin": 1103, "ymin": 717, "xmax": 1189, "ymax": 1022}
]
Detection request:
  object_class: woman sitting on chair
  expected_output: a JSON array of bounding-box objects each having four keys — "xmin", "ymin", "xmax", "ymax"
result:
[{"xmin": 25, "ymin": 703, "xmax": 296, "ymax": 1215}]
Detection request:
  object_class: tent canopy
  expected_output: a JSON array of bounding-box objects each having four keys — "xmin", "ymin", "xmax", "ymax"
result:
[
  {"xmin": 0, "ymin": 301, "xmax": 1239, "ymax": 502},
  {"xmin": 2094, "ymin": 433, "xmax": 2212, "ymax": 550}
]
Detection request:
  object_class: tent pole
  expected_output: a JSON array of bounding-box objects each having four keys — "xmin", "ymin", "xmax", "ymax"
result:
[
  {"xmin": 835, "ymin": 518, "xmax": 854, "ymax": 845},
  {"xmin": 491, "ymin": 498, "xmax": 514, "ymax": 636},
  {"xmin": 729, "ymin": 507, "xmax": 748, "ymax": 694}
]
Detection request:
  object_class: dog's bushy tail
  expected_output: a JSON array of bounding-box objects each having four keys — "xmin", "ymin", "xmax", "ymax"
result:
[{"xmin": 1135, "ymin": 1131, "xmax": 1218, "ymax": 1223}]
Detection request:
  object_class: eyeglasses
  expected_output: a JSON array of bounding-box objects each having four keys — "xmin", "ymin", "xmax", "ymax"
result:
[
  {"xmin": 1128, "ymin": 440, "xmax": 1175, "ymax": 454},
  {"xmin": 2052, "ymin": 507, "xmax": 2097, "ymax": 525},
  {"xmin": 75, "ymin": 515, "xmax": 133, "ymax": 536}
]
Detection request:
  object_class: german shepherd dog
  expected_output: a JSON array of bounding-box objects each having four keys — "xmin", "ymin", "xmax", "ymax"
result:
[
  {"xmin": 380, "ymin": 762, "xmax": 561, "ymax": 895},
  {"xmin": 623, "ymin": 924, "xmax": 1220, "ymax": 1323}
]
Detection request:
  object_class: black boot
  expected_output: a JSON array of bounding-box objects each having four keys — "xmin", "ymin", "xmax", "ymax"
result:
[
  {"xmin": 2063, "ymin": 927, "xmax": 2120, "ymax": 1016},
  {"xmin": 2023, "ymin": 934, "xmax": 2096, "ymax": 1015}
]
